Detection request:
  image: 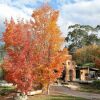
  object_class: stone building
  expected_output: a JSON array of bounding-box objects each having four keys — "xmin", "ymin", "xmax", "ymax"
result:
[
  {"xmin": 62, "ymin": 48, "xmax": 76, "ymax": 81},
  {"xmin": 65, "ymin": 60, "xmax": 76, "ymax": 81},
  {"xmin": 62, "ymin": 48, "xmax": 100, "ymax": 82}
]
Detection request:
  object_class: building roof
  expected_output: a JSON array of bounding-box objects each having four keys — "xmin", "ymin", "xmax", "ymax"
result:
[
  {"xmin": 77, "ymin": 66, "xmax": 99, "ymax": 71},
  {"xmin": 77, "ymin": 63, "xmax": 95, "ymax": 68}
]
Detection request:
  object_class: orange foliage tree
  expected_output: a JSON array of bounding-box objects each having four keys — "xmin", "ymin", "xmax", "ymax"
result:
[
  {"xmin": 73, "ymin": 45, "xmax": 100, "ymax": 68},
  {"xmin": 31, "ymin": 5, "xmax": 67, "ymax": 92},
  {"xmin": 2, "ymin": 5, "xmax": 67, "ymax": 94},
  {"xmin": 95, "ymin": 58, "xmax": 100, "ymax": 69}
]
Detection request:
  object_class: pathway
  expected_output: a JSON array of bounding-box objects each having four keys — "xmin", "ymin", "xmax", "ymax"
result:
[{"xmin": 50, "ymin": 85, "xmax": 100, "ymax": 100}]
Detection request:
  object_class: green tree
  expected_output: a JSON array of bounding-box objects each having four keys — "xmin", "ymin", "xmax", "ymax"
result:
[{"xmin": 65, "ymin": 24, "xmax": 100, "ymax": 52}]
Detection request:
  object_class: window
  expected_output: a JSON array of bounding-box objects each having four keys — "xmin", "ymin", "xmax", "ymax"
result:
[{"xmin": 68, "ymin": 62, "xmax": 70, "ymax": 65}]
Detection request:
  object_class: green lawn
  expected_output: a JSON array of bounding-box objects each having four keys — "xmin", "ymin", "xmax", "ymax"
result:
[
  {"xmin": 29, "ymin": 95, "xmax": 89, "ymax": 100},
  {"xmin": 79, "ymin": 84, "xmax": 100, "ymax": 94},
  {"xmin": 0, "ymin": 85, "xmax": 16, "ymax": 96}
]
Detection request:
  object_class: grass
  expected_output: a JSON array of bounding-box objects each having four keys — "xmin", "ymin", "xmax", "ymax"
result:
[
  {"xmin": 0, "ymin": 94, "xmax": 89, "ymax": 100},
  {"xmin": 29, "ymin": 95, "xmax": 89, "ymax": 100},
  {"xmin": 0, "ymin": 86, "xmax": 15, "ymax": 91},
  {"xmin": 0, "ymin": 86, "xmax": 89, "ymax": 100},
  {"xmin": 0, "ymin": 86, "xmax": 16, "ymax": 95},
  {"xmin": 79, "ymin": 84, "xmax": 100, "ymax": 94}
]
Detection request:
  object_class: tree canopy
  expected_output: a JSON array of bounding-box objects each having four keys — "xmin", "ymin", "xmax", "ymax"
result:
[
  {"xmin": 65, "ymin": 24, "xmax": 100, "ymax": 52},
  {"xmin": 2, "ymin": 5, "xmax": 67, "ymax": 94},
  {"xmin": 73, "ymin": 45, "xmax": 100, "ymax": 69}
]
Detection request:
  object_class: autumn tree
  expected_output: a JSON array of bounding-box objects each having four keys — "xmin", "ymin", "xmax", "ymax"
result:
[
  {"xmin": 73, "ymin": 44, "xmax": 100, "ymax": 68},
  {"xmin": 2, "ymin": 5, "xmax": 67, "ymax": 95},
  {"xmin": 31, "ymin": 5, "xmax": 67, "ymax": 93},
  {"xmin": 2, "ymin": 19, "xmax": 34, "ymax": 94},
  {"xmin": 95, "ymin": 58, "xmax": 100, "ymax": 69}
]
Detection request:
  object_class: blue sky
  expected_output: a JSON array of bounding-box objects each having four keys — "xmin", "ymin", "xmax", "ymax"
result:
[{"xmin": 0, "ymin": 0, "xmax": 100, "ymax": 37}]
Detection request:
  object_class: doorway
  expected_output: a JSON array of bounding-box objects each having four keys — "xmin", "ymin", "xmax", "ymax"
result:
[{"xmin": 69, "ymin": 70, "xmax": 73, "ymax": 81}]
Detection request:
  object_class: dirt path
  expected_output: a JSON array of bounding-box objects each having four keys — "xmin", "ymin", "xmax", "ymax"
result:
[{"xmin": 49, "ymin": 85, "xmax": 100, "ymax": 100}]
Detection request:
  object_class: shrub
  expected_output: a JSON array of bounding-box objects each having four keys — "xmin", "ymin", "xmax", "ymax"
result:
[{"xmin": 91, "ymin": 80, "xmax": 100, "ymax": 89}]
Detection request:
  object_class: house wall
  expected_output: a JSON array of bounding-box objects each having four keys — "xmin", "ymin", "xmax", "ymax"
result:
[{"xmin": 80, "ymin": 69, "xmax": 88, "ymax": 81}]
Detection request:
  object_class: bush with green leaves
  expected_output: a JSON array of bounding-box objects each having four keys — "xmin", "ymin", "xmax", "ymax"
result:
[{"xmin": 91, "ymin": 80, "xmax": 100, "ymax": 89}]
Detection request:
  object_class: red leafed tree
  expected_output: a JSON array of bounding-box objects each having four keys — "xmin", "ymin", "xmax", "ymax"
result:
[
  {"xmin": 2, "ymin": 19, "xmax": 34, "ymax": 93},
  {"xmin": 2, "ymin": 5, "xmax": 67, "ymax": 94}
]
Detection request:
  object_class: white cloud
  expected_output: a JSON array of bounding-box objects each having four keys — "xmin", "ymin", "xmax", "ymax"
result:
[
  {"xmin": 0, "ymin": 1, "xmax": 34, "ymax": 34},
  {"xmin": 57, "ymin": 0, "xmax": 100, "ymax": 36},
  {"xmin": 0, "ymin": 0, "xmax": 52, "ymax": 34},
  {"xmin": 57, "ymin": 14, "xmax": 74, "ymax": 37},
  {"xmin": 0, "ymin": 0, "xmax": 52, "ymax": 24},
  {"xmin": 0, "ymin": 4, "xmax": 32, "ymax": 20},
  {"xmin": 0, "ymin": 0, "xmax": 100, "ymax": 38}
]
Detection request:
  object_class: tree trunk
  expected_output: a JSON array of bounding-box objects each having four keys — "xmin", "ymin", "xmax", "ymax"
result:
[
  {"xmin": 42, "ymin": 84, "xmax": 50, "ymax": 95},
  {"xmin": 14, "ymin": 93, "xmax": 28, "ymax": 100},
  {"xmin": 47, "ymin": 84, "xmax": 50, "ymax": 95}
]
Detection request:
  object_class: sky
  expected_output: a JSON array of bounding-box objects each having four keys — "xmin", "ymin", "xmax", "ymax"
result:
[{"xmin": 0, "ymin": 0, "xmax": 100, "ymax": 37}]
